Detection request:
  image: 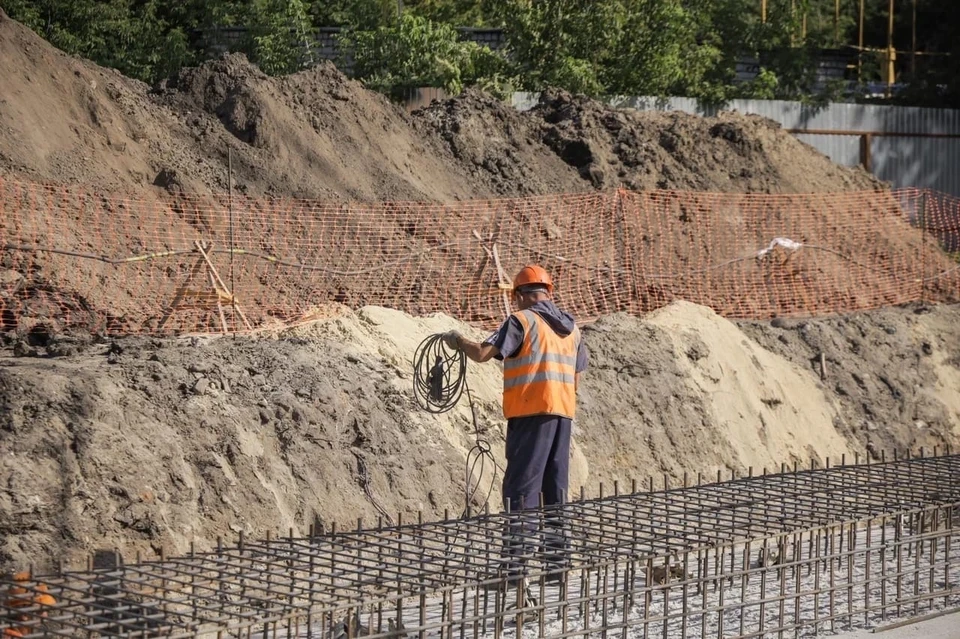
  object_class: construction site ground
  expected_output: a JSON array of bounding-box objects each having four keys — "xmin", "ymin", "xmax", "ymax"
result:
[
  {"xmin": 844, "ymin": 610, "xmax": 960, "ymax": 638},
  {"xmin": 2, "ymin": 301, "xmax": 959, "ymax": 573},
  {"xmin": 1, "ymin": 12, "xmax": 960, "ymax": 639}
]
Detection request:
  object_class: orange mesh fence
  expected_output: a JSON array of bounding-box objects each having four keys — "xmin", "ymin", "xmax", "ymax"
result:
[
  {"xmin": 618, "ymin": 188, "xmax": 960, "ymax": 317},
  {"xmin": 0, "ymin": 176, "xmax": 958, "ymax": 336}
]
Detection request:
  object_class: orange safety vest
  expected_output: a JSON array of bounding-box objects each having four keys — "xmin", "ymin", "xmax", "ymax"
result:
[
  {"xmin": 3, "ymin": 574, "xmax": 55, "ymax": 638},
  {"xmin": 502, "ymin": 310, "xmax": 580, "ymax": 419}
]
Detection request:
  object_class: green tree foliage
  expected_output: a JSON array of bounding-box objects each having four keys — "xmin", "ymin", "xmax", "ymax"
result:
[
  {"xmin": 2, "ymin": 0, "xmax": 956, "ymax": 105},
  {"xmin": 857, "ymin": 0, "xmax": 960, "ymax": 108},
  {"xmin": 707, "ymin": 0, "xmax": 826, "ymax": 101},
  {"xmin": 3, "ymin": 0, "xmax": 194, "ymax": 82},
  {"xmin": 339, "ymin": 12, "xmax": 516, "ymax": 97},
  {"xmin": 402, "ymin": 0, "xmax": 487, "ymax": 27},
  {"xmin": 603, "ymin": 0, "xmax": 719, "ymax": 97},
  {"xmin": 675, "ymin": 0, "xmax": 870, "ymax": 103},
  {"xmin": 244, "ymin": 0, "xmax": 316, "ymax": 75},
  {"xmin": 310, "ymin": 0, "xmax": 398, "ymax": 30},
  {"xmin": 481, "ymin": 0, "xmax": 611, "ymax": 96},
  {"xmin": 480, "ymin": 0, "xmax": 813, "ymax": 101},
  {"xmin": 3, "ymin": 0, "xmax": 317, "ymax": 80}
]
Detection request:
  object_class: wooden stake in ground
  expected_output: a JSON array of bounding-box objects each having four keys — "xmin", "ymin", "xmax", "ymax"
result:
[
  {"xmin": 472, "ymin": 229, "xmax": 512, "ymax": 319},
  {"xmin": 157, "ymin": 240, "xmax": 253, "ymax": 334}
]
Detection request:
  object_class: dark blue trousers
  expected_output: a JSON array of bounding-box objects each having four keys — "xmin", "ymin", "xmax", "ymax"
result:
[{"xmin": 501, "ymin": 415, "xmax": 572, "ymax": 574}]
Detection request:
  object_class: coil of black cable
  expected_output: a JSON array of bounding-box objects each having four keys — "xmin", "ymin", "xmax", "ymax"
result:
[
  {"xmin": 412, "ymin": 333, "xmax": 501, "ymax": 515},
  {"xmin": 413, "ymin": 333, "xmax": 467, "ymax": 413}
]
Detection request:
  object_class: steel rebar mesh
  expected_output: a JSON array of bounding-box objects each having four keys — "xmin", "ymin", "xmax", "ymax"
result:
[{"xmin": 2, "ymin": 454, "xmax": 959, "ymax": 638}]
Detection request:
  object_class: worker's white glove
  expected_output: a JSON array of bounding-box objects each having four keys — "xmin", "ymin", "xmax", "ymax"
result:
[{"xmin": 442, "ymin": 330, "xmax": 463, "ymax": 350}]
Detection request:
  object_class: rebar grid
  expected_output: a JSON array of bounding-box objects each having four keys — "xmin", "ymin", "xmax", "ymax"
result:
[{"xmin": 3, "ymin": 454, "xmax": 959, "ymax": 638}]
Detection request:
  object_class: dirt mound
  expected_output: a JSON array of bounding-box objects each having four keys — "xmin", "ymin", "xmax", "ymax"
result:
[
  {"xmin": 417, "ymin": 88, "xmax": 883, "ymax": 194},
  {"xmin": 412, "ymin": 89, "xmax": 590, "ymax": 196},
  {"xmin": 645, "ymin": 302, "xmax": 853, "ymax": 467},
  {"xmin": 152, "ymin": 54, "xmax": 490, "ymax": 201},
  {"xmin": 0, "ymin": 8, "xmax": 166, "ymax": 192},
  {"xmin": 0, "ymin": 11, "xmax": 483, "ymax": 201},
  {"xmin": 740, "ymin": 303, "xmax": 960, "ymax": 457},
  {"xmin": 0, "ymin": 306, "xmax": 495, "ymax": 570},
  {"xmin": 3, "ymin": 301, "xmax": 959, "ymax": 572},
  {"xmin": 529, "ymin": 89, "xmax": 882, "ymax": 192},
  {"xmin": 1, "ymin": 8, "xmax": 879, "ymax": 200},
  {"xmin": 3, "ymin": 9, "xmax": 926, "ymax": 338}
]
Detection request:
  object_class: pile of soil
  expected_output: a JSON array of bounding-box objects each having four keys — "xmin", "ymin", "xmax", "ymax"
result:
[
  {"xmin": 740, "ymin": 303, "xmax": 960, "ymax": 458},
  {"xmin": 2, "ymin": 9, "xmax": 960, "ymax": 577},
  {"xmin": 2, "ymin": 301, "xmax": 959, "ymax": 572},
  {"xmin": 0, "ymin": 9, "xmax": 474, "ymax": 201},
  {"xmin": 418, "ymin": 88, "xmax": 881, "ymax": 194},
  {"xmin": 5, "ymin": 7, "xmax": 949, "ymax": 340},
  {"xmin": 0, "ymin": 7, "xmax": 881, "ymax": 200}
]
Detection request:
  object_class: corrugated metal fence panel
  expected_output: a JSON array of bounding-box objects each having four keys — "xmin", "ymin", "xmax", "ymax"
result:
[
  {"xmin": 511, "ymin": 93, "xmax": 960, "ymax": 196},
  {"xmin": 872, "ymin": 135, "xmax": 960, "ymax": 195},
  {"xmin": 793, "ymin": 133, "xmax": 862, "ymax": 167}
]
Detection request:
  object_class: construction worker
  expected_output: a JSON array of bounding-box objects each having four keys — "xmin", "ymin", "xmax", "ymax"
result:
[
  {"xmin": 3, "ymin": 572, "xmax": 56, "ymax": 638},
  {"xmin": 443, "ymin": 264, "xmax": 588, "ymax": 579}
]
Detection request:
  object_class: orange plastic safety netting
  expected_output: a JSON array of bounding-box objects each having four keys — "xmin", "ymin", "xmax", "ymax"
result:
[{"xmin": 0, "ymin": 177, "xmax": 957, "ymax": 336}]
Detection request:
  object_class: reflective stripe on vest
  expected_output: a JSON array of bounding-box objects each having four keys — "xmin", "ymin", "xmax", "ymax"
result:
[{"xmin": 502, "ymin": 310, "xmax": 580, "ymax": 419}]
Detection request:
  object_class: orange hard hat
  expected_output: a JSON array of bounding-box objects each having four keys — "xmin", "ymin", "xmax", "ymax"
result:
[{"xmin": 513, "ymin": 265, "xmax": 553, "ymax": 293}]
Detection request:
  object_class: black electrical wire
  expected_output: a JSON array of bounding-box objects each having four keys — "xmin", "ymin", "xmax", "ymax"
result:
[
  {"xmin": 413, "ymin": 334, "xmax": 501, "ymax": 516},
  {"xmin": 413, "ymin": 334, "xmax": 467, "ymax": 413}
]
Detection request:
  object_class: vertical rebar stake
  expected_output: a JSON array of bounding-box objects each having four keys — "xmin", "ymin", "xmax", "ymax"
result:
[{"xmin": 227, "ymin": 146, "xmax": 236, "ymax": 332}]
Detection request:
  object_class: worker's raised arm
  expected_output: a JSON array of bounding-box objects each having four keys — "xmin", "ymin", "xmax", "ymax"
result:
[
  {"xmin": 442, "ymin": 331, "xmax": 500, "ymax": 363},
  {"xmin": 461, "ymin": 339, "xmax": 500, "ymax": 363}
]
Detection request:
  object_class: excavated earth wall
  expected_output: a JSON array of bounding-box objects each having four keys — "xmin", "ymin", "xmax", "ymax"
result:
[
  {"xmin": 2, "ymin": 301, "xmax": 959, "ymax": 571},
  {"xmin": 1, "ymin": 8, "xmax": 959, "ymax": 574}
]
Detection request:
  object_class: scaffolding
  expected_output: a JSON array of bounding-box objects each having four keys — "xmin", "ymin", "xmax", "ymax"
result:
[
  {"xmin": 759, "ymin": 0, "xmax": 951, "ymax": 93},
  {"xmin": 3, "ymin": 453, "xmax": 959, "ymax": 638}
]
